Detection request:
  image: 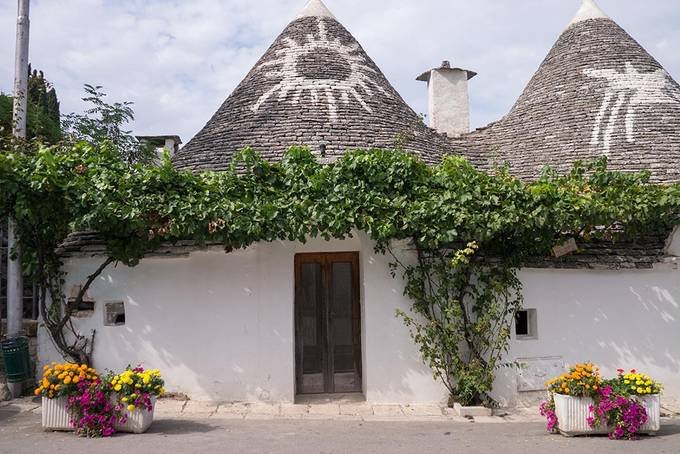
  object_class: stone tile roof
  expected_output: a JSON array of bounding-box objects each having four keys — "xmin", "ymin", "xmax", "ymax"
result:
[
  {"xmin": 173, "ymin": 8, "xmax": 456, "ymax": 170},
  {"xmin": 452, "ymin": 15, "xmax": 680, "ymax": 183},
  {"xmin": 58, "ymin": 229, "xmax": 676, "ymax": 271}
]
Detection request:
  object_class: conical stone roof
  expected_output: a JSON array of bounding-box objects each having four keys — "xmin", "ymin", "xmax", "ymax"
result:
[
  {"xmin": 174, "ymin": 0, "xmax": 451, "ymax": 171},
  {"xmin": 453, "ymin": 0, "xmax": 680, "ymax": 183}
]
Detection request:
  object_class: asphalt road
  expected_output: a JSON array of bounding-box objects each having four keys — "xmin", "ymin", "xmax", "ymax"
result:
[{"xmin": 1, "ymin": 408, "xmax": 680, "ymax": 454}]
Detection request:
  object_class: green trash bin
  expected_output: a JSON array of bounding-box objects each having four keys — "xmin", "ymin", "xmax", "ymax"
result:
[{"xmin": 1, "ymin": 336, "xmax": 31, "ymax": 384}]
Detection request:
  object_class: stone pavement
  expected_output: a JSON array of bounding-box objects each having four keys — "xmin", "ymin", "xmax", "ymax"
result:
[
  {"xmin": 1, "ymin": 400, "xmax": 680, "ymax": 454},
  {"xmin": 2, "ymin": 395, "xmax": 679, "ymax": 423}
]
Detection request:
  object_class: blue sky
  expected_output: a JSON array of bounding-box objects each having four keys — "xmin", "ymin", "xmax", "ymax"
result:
[{"xmin": 1, "ymin": 0, "xmax": 679, "ymax": 143}]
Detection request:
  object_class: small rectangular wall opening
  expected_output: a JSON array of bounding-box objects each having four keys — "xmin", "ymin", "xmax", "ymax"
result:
[
  {"xmin": 104, "ymin": 302, "xmax": 126, "ymax": 326},
  {"xmin": 67, "ymin": 285, "xmax": 95, "ymax": 318},
  {"xmin": 515, "ymin": 309, "xmax": 538, "ymax": 340},
  {"xmin": 67, "ymin": 298, "xmax": 95, "ymax": 317}
]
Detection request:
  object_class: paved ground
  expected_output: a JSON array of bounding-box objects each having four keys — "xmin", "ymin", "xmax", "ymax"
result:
[{"xmin": 1, "ymin": 398, "xmax": 679, "ymax": 453}]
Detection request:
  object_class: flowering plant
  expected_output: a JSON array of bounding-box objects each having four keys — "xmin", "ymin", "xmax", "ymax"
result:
[
  {"xmin": 539, "ymin": 397, "xmax": 558, "ymax": 433},
  {"xmin": 108, "ymin": 367, "xmax": 165, "ymax": 412},
  {"xmin": 588, "ymin": 384, "xmax": 648, "ymax": 440},
  {"xmin": 67, "ymin": 378, "xmax": 126, "ymax": 438},
  {"xmin": 544, "ymin": 363, "xmax": 601, "ymax": 397},
  {"xmin": 609, "ymin": 369, "xmax": 662, "ymax": 396},
  {"xmin": 541, "ymin": 364, "xmax": 663, "ymax": 440},
  {"xmin": 34, "ymin": 362, "xmax": 98, "ymax": 398}
]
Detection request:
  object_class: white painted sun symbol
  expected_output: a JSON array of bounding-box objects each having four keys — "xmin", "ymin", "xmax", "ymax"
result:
[
  {"xmin": 585, "ymin": 62, "xmax": 680, "ymax": 154},
  {"xmin": 251, "ymin": 18, "xmax": 391, "ymax": 121}
]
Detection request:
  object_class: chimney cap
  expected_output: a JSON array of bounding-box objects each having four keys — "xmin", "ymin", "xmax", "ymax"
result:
[{"xmin": 417, "ymin": 62, "xmax": 477, "ymax": 82}]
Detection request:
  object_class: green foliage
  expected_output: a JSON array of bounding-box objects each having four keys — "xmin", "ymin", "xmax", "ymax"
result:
[
  {"xmin": 0, "ymin": 143, "xmax": 677, "ymax": 388},
  {"xmin": 397, "ymin": 244, "xmax": 523, "ymax": 407},
  {"xmin": 62, "ymin": 85, "xmax": 155, "ymax": 165},
  {"xmin": 0, "ymin": 68, "xmax": 62, "ymax": 144},
  {"xmin": 0, "ymin": 94, "xmax": 11, "ymax": 137}
]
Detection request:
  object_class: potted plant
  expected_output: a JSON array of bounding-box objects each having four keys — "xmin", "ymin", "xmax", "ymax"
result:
[
  {"xmin": 544, "ymin": 363, "xmax": 607, "ymax": 436},
  {"xmin": 108, "ymin": 367, "xmax": 165, "ymax": 433},
  {"xmin": 35, "ymin": 362, "xmax": 98, "ymax": 431},
  {"xmin": 589, "ymin": 369, "xmax": 662, "ymax": 438},
  {"xmin": 67, "ymin": 377, "xmax": 127, "ymax": 437}
]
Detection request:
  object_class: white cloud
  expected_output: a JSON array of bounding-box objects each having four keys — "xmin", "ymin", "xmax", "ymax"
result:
[{"xmin": 1, "ymin": 0, "xmax": 679, "ymax": 142}]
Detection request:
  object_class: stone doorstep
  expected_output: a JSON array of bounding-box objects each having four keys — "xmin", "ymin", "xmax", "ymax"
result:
[
  {"xmin": 453, "ymin": 403, "xmax": 493, "ymax": 418},
  {"xmin": 371, "ymin": 404, "xmax": 404, "ymax": 417},
  {"xmin": 401, "ymin": 404, "xmax": 446, "ymax": 417}
]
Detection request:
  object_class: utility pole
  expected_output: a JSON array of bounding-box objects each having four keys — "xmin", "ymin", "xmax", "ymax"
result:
[{"xmin": 7, "ymin": 0, "xmax": 30, "ymax": 340}]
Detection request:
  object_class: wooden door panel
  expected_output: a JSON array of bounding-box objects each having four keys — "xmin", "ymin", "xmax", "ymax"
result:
[{"xmin": 295, "ymin": 252, "xmax": 361, "ymax": 395}]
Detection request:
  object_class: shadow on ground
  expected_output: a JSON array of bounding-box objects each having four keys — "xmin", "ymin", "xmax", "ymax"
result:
[
  {"xmin": 655, "ymin": 421, "xmax": 680, "ymax": 437},
  {"xmin": 0, "ymin": 405, "xmax": 22, "ymax": 422},
  {"xmin": 144, "ymin": 418, "xmax": 219, "ymax": 435}
]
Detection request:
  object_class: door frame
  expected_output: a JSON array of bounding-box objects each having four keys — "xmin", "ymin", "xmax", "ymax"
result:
[{"xmin": 294, "ymin": 252, "xmax": 362, "ymax": 395}]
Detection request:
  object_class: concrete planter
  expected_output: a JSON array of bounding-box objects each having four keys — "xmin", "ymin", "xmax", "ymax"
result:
[
  {"xmin": 638, "ymin": 394, "xmax": 661, "ymax": 434},
  {"xmin": 41, "ymin": 397, "xmax": 74, "ymax": 431},
  {"xmin": 554, "ymin": 393, "xmax": 661, "ymax": 437},
  {"xmin": 553, "ymin": 394, "xmax": 606, "ymax": 436},
  {"xmin": 115, "ymin": 397, "xmax": 157, "ymax": 434}
]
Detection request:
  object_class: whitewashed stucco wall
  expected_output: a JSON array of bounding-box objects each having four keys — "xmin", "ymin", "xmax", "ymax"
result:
[
  {"xmin": 38, "ymin": 232, "xmax": 447, "ymax": 404},
  {"xmin": 494, "ymin": 261, "xmax": 680, "ymax": 408},
  {"xmin": 39, "ymin": 231, "xmax": 680, "ymax": 407}
]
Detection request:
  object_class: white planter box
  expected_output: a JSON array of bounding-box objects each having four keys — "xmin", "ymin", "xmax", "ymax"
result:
[
  {"xmin": 553, "ymin": 394, "xmax": 607, "ymax": 437},
  {"xmin": 41, "ymin": 397, "xmax": 74, "ymax": 432},
  {"xmin": 115, "ymin": 397, "xmax": 157, "ymax": 434},
  {"xmin": 639, "ymin": 394, "xmax": 661, "ymax": 434},
  {"xmin": 554, "ymin": 393, "xmax": 661, "ymax": 437}
]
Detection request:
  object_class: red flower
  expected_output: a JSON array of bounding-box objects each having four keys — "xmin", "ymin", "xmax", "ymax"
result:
[
  {"xmin": 617, "ymin": 368, "xmax": 624, "ymax": 373},
  {"xmin": 630, "ymin": 369, "xmax": 637, "ymax": 374}
]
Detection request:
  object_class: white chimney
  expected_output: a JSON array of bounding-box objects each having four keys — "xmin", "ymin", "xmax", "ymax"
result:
[
  {"xmin": 136, "ymin": 135, "xmax": 183, "ymax": 161},
  {"xmin": 417, "ymin": 61, "xmax": 476, "ymax": 137}
]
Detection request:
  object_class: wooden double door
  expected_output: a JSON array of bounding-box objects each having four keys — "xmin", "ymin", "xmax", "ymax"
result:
[{"xmin": 295, "ymin": 252, "xmax": 362, "ymax": 395}]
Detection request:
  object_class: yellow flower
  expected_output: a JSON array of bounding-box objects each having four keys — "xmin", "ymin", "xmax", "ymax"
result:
[
  {"xmin": 624, "ymin": 380, "xmax": 630, "ymax": 384},
  {"xmin": 114, "ymin": 384, "xmax": 122, "ymax": 392},
  {"xmin": 637, "ymin": 387, "xmax": 644, "ymax": 393},
  {"xmin": 63, "ymin": 376, "xmax": 72, "ymax": 385},
  {"xmin": 122, "ymin": 397, "xmax": 128, "ymax": 403},
  {"xmin": 127, "ymin": 405, "xmax": 136, "ymax": 411},
  {"xmin": 646, "ymin": 387, "xmax": 652, "ymax": 394}
]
